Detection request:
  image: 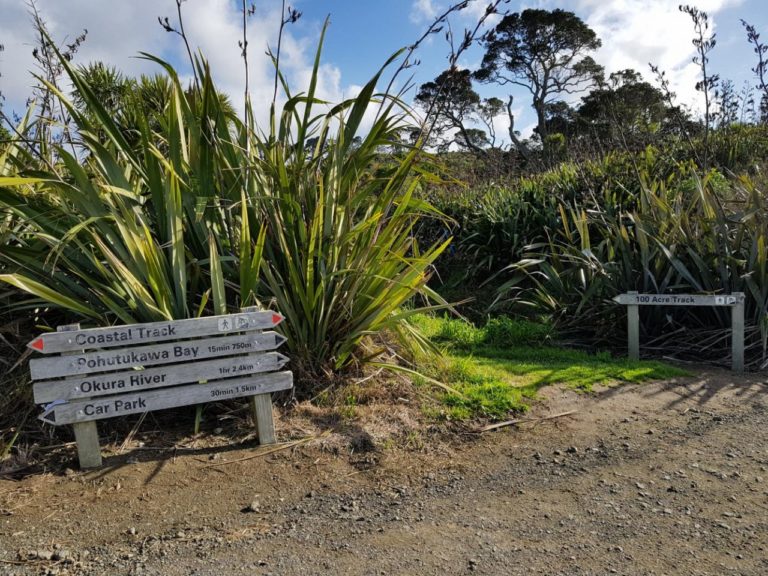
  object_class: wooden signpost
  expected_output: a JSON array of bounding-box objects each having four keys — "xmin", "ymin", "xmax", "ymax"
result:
[
  {"xmin": 613, "ymin": 292, "xmax": 745, "ymax": 372},
  {"xmin": 29, "ymin": 308, "xmax": 293, "ymax": 469}
]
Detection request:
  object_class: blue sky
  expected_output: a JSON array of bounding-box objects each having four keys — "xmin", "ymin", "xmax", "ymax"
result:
[{"xmin": 1, "ymin": 0, "xmax": 767, "ymax": 141}]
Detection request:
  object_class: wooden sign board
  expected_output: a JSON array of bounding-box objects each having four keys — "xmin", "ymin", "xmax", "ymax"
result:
[
  {"xmin": 33, "ymin": 352, "xmax": 289, "ymax": 404},
  {"xmin": 613, "ymin": 291, "xmax": 744, "ymax": 372},
  {"xmin": 613, "ymin": 293, "xmax": 745, "ymax": 307},
  {"xmin": 27, "ymin": 311, "xmax": 284, "ymax": 354},
  {"xmin": 30, "ymin": 332, "xmax": 286, "ymax": 380},
  {"xmin": 40, "ymin": 371, "xmax": 293, "ymax": 426},
  {"xmin": 28, "ymin": 309, "xmax": 293, "ymax": 469}
]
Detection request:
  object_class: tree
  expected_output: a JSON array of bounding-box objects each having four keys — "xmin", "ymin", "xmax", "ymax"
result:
[
  {"xmin": 542, "ymin": 100, "xmax": 578, "ymax": 139},
  {"xmin": 576, "ymin": 69, "xmax": 670, "ymax": 149},
  {"xmin": 475, "ymin": 8, "xmax": 603, "ymax": 149},
  {"xmin": 0, "ymin": 42, "xmax": 9, "ymax": 147},
  {"xmin": 715, "ymin": 79, "xmax": 740, "ymax": 129},
  {"xmin": 70, "ymin": 63, "xmax": 234, "ymax": 155},
  {"xmin": 416, "ymin": 67, "xmax": 479, "ymax": 152},
  {"xmin": 415, "ymin": 67, "xmax": 501, "ymax": 153},
  {"xmin": 74, "ymin": 63, "xmax": 132, "ymax": 116},
  {"xmin": 477, "ymin": 96, "xmax": 504, "ymax": 147},
  {"xmin": 0, "ymin": 119, "xmax": 9, "ymax": 153}
]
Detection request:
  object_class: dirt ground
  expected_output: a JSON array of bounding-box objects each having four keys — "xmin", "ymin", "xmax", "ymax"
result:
[{"xmin": 1, "ymin": 367, "xmax": 767, "ymax": 576}]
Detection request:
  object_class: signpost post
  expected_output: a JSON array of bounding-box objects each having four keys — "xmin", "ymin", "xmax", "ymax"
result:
[
  {"xmin": 28, "ymin": 309, "xmax": 293, "ymax": 469},
  {"xmin": 612, "ymin": 292, "xmax": 745, "ymax": 372},
  {"xmin": 59, "ymin": 323, "xmax": 102, "ymax": 469},
  {"xmin": 242, "ymin": 308, "xmax": 279, "ymax": 444}
]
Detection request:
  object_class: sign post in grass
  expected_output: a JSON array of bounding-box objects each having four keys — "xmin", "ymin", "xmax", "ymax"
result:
[
  {"xmin": 613, "ymin": 292, "xmax": 745, "ymax": 372},
  {"xmin": 29, "ymin": 309, "xmax": 292, "ymax": 469}
]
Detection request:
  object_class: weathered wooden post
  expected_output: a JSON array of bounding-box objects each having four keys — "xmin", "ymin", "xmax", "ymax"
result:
[
  {"xmin": 243, "ymin": 306, "xmax": 277, "ymax": 445},
  {"xmin": 732, "ymin": 292, "xmax": 745, "ymax": 373},
  {"xmin": 627, "ymin": 290, "xmax": 640, "ymax": 361},
  {"xmin": 60, "ymin": 324, "xmax": 102, "ymax": 469}
]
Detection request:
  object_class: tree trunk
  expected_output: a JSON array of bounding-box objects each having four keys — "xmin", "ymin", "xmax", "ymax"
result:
[{"xmin": 506, "ymin": 96, "xmax": 531, "ymax": 161}]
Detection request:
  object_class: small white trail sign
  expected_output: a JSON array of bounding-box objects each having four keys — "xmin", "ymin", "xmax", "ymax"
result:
[
  {"xmin": 613, "ymin": 292, "xmax": 745, "ymax": 372},
  {"xmin": 28, "ymin": 309, "xmax": 292, "ymax": 469},
  {"xmin": 612, "ymin": 293, "xmax": 744, "ymax": 307}
]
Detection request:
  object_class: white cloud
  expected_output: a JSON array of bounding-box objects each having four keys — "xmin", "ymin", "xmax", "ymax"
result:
[
  {"xmin": 0, "ymin": 0, "xmax": 170, "ymax": 111},
  {"xmin": 573, "ymin": 0, "xmax": 744, "ymax": 114},
  {"xmin": 0, "ymin": 0, "xmax": 356, "ymax": 133},
  {"xmin": 410, "ymin": 0, "xmax": 503, "ymax": 31},
  {"xmin": 411, "ymin": 0, "xmax": 438, "ymax": 24},
  {"xmin": 463, "ymin": 0, "xmax": 503, "ymax": 28}
]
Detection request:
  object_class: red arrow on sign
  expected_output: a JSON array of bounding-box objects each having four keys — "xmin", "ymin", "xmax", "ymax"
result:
[
  {"xmin": 272, "ymin": 313, "xmax": 284, "ymax": 326},
  {"xmin": 29, "ymin": 337, "xmax": 45, "ymax": 352}
]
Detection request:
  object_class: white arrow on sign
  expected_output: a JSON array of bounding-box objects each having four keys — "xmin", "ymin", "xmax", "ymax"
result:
[
  {"xmin": 27, "ymin": 311, "xmax": 284, "ymax": 355},
  {"xmin": 30, "ymin": 332, "xmax": 287, "ymax": 380},
  {"xmin": 39, "ymin": 371, "xmax": 294, "ymax": 426},
  {"xmin": 33, "ymin": 352, "xmax": 289, "ymax": 404}
]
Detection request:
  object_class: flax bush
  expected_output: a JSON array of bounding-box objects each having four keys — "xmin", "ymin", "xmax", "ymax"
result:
[
  {"xmin": 495, "ymin": 155, "xmax": 768, "ymax": 366},
  {"xmin": 0, "ymin": 26, "xmax": 449, "ymax": 385}
]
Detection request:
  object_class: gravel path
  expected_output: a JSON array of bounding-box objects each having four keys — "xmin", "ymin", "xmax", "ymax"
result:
[{"xmin": 1, "ymin": 369, "xmax": 767, "ymax": 575}]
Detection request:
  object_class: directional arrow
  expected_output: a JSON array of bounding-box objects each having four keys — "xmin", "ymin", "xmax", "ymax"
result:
[
  {"xmin": 275, "ymin": 352, "xmax": 289, "ymax": 369},
  {"xmin": 30, "ymin": 331, "xmax": 287, "ymax": 380},
  {"xmin": 40, "ymin": 371, "xmax": 294, "ymax": 426},
  {"xmin": 38, "ymin": 399, "xmax": 66, "ymax": 425},
  {"xmin": 26, "ymin": 311, "xmax": 286, "ymax": 355},
  {"xmin": 33, "ymin": 351, "xmax": 291, "ymax": 404}
]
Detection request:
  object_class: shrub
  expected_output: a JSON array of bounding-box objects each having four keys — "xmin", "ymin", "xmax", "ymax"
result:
[
  {"xmin": 412, "ymin": 313, "xmax": 553, "ymax": 350},
  {"xmin": 495, "ymin": 161, "xmax": 768, "ymax": 366}
]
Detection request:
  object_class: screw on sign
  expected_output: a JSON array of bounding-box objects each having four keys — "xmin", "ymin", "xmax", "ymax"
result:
[{"xmin": 27, "ymin": 310, "xmax": 292, "ymax": 469}]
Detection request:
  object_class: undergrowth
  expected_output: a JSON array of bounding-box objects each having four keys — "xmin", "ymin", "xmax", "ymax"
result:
[{"xmin": 412, "ymin": 314, "xmax": 687, "ymax": 420}]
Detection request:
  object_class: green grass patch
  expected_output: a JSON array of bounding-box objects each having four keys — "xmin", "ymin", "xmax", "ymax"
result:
[{"xmin": 412, "ymin": 314, "xmax": 687, "ymax": 420}]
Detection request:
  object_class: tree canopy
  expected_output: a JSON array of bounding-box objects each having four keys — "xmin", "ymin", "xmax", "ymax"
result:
[
  {"xmin": 415, "ymin": 67, "xmax": 504, "ymax": 153},
  {"xmin": 475, "ymin": 8, "xmax": 603, "ymax": 147},
  {"xmin": 575, "ymin": 70, "xmax": 672, "ymax": 148},
  {"xmin": 415, "ymin": 67, "xmax": 482, "ymax": 152}
]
